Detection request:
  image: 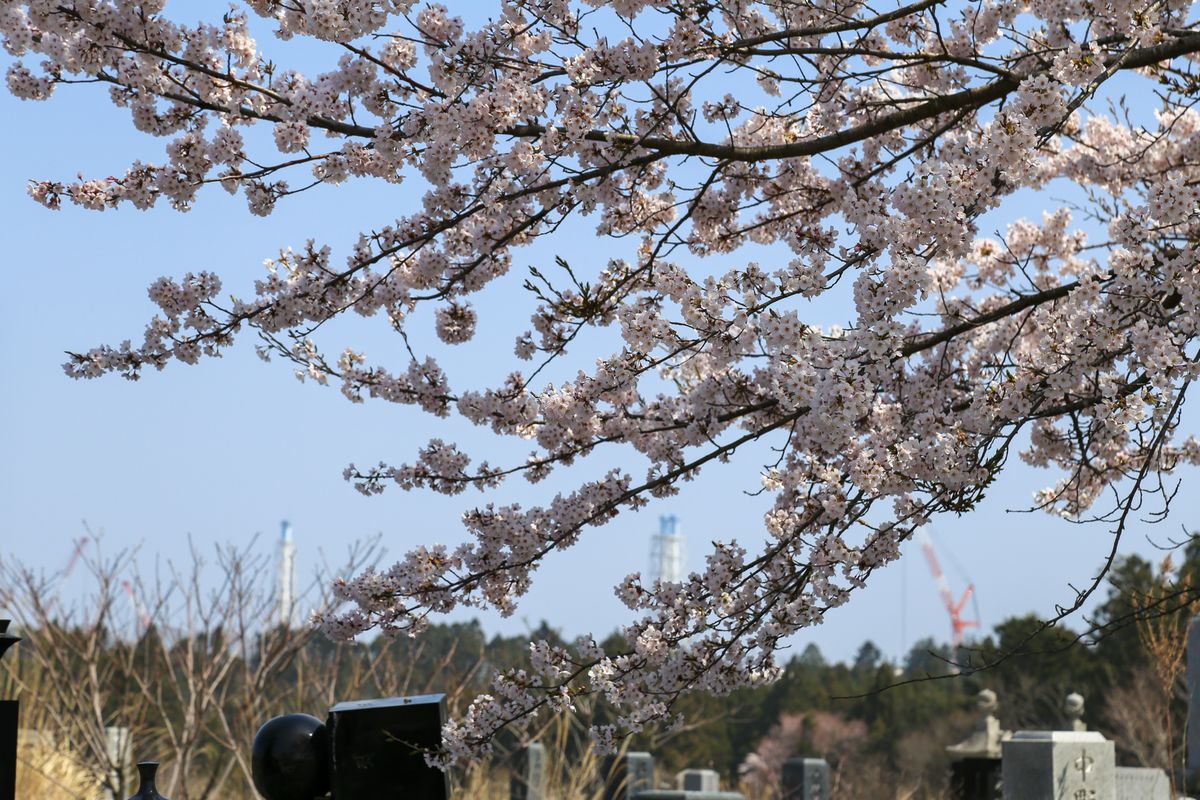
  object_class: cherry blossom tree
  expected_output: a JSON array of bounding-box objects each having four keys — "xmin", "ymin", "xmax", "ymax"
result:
[{"xmin": 5, "ymin": 0, "xmax": 1200, "ymax": 763}]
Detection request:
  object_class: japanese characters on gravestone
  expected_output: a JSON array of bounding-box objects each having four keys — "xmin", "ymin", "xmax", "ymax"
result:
[
  {"xmin": 510, "ymin": 742, "xmax": 546, "ymax": 800},
  {"xmin": 781, "ymin": 757, "xmax": 830, "ymax": 800},
  {"xmin": 1000, "ymin": 730, "xmax": 1115, "ymax": 800}
]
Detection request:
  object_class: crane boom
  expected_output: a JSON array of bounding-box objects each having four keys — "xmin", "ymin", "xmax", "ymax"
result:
[
  {"xmin": 916, "ymin": 528, "xmax": 980, "ymax": 651},
  {"xmin": 919, "ymin": 532, "xmax": 955, "ymax": 612},
  {"xmin": 121, "ymin": 580, "xmax": 151, "ymax": 632},
  {"xmin": 62, "ymin": 536, "xmax": 88, "ymax": 578}
]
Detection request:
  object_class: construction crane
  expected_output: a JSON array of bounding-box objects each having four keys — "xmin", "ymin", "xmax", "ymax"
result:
[
  {"xmin": 45, "ymin": 536, "xmax": 91, "ymax": 616},
  {"xmin": 917, "ymin": 528, "xmax": 979, "ymax": 652},
  {"xmin": 120, "ymin": 580, "xmax": 152, "ymax": 633},
  {"xmin": 62, "ymin": 536, "xmax": 89, "ymax": 579}
]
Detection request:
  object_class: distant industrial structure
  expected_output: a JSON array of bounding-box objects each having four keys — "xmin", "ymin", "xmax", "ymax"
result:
[
  {"xmin": 917, "ymin": 527, "xmax": 979, "ymax": 653},
  {"xmin": 278, "ymin": 520, "xmax": 297, "ymax": 628},
  {"xmin": 649, "ymin": 514, "xmax": 685, "ymax": 583}
]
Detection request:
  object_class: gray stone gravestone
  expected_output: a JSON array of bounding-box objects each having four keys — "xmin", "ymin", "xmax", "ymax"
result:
[
  {"xmin": 1189, "ymin": 609, "xmax": 1200, "ymax": 790},
  {"xmin": 603, "ymin": 751, "xmax": 655, "ymax": 800},
  {"xmin": 781, "ymin": 757, "xmax": 830, "ymax": 800},
  {"xmin": 677, "ymin": 769, "xmax": 719, "ymax": 792},
  {"xmin": 1001, "ymin": 730, "xmax": 1115, "ymax": 800},
  {"xmin": 1114, "ymin": 767, "xmax": 1169, "ymax": 800},
  {"xmin": 326, "ymin": 693, "xmax": 449, "ymax": 800},
  {"xmin": 511, "ymin": 742, "xmax": 546, "ymax": 800}
]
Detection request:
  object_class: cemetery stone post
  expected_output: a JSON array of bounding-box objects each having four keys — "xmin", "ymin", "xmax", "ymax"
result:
[
  {"xmin": 602, "ymin": 751, "xmax": 655, "ymax": 800},
  {"xmin": 106, "ymin": 725, "xmax": 134, "ymax": 799},
  {"xmin": 781, "ymin": 757, "xmax": 830, "ymax": 800},
  {"xmin": 1188, "ymin": 608, "xmax": 1200, "ymax": 791},
  {"xmin": 511, "ymin": 742, "xmax": 546, "ymax": 800}
]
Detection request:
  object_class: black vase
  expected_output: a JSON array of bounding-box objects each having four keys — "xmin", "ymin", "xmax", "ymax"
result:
[{"xmin": 127, "ymin": 762, "xmax": 170, "ymax": 800}]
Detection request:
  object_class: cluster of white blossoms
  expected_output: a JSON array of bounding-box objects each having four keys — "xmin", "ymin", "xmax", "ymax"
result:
[{"xmin": 6, "ymin": 0, "xmax": 1200, "ymax": 765}]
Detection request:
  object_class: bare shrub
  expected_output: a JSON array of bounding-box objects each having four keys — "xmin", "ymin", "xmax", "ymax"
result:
[{"xmin": 0, "ymin": 533, "xmax": 382, "ymax": 800}]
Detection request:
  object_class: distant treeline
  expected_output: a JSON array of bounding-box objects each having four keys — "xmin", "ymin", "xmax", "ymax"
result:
[{"xmin": 2, "ymin": 540, "xmax": 1197, "ymax": 800}]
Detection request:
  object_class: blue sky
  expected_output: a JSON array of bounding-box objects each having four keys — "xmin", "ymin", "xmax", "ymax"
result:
[{"xmin": 1, "ymin": 6, "xmax": 1197, "ymax": 666}]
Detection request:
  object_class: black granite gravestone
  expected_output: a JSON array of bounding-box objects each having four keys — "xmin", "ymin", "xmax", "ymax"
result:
[
  {"xmin": 0, "ymin": 621, "xmax": 19, "ymax": 800},
  {"xmin": 327, "ymin": 694, "xmax": 449, "ymax": 800},
  {"xmin": 511, "ymin": 742, "xmax": 546, "ymax": 800},
  {"xmin": 948, "ymin": 757, "xmax": 1001, "ymax": 800}
]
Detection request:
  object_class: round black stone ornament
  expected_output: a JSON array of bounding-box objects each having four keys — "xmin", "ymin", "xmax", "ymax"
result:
[{"xmin": 251, "ymin": 713, "xmax": 330, "ymax": 800}]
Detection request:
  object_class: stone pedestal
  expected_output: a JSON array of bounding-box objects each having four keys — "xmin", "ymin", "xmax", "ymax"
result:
[
  {"xmin": 1001, "ymin": 731, "xmax": 1115, "ymax": 800},
  {"xmin": 781, "ymin": 758, "xmax": 830, "ymax": 800}
]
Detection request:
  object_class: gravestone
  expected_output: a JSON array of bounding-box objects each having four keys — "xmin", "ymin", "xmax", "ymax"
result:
[
  {"xmin": 781, "ymin": 757, "xmax": 830, "ymax": 800},
  {"xmin": 602, "ymin": 751, "xmax": 654, "ymax": 800},
  {"xmin": 1189, "ymin": 609, "xmax": 1200, "ymax": 790},
  {"xmin": 511, "ymin": 742, "xmax": 546, "ymax": 800},
  {"xmin": 0, "ymin": 621, "xmax": 19, "ymax": 800},
  {"xmin": 1114, "ymin": 767, "xmax": 1169, "ymax": 800},
  {"xmin": 1001, "ymin": 730, "xmax": 1115, "ymax": 800},
  {"xmin": 677, "ymin": 769, "xmax": 719, "ymax": 792},
  {"xmin": 947, "ymin": 689, "xmax": 1006, "ymax": 800},
  {"xmin": 327, "ymin": 694, "xmax": 449, "ymax": 800},
  {"xmin": 949, "ymin": 758, "xmax": 1002, "ymax": 800}
]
